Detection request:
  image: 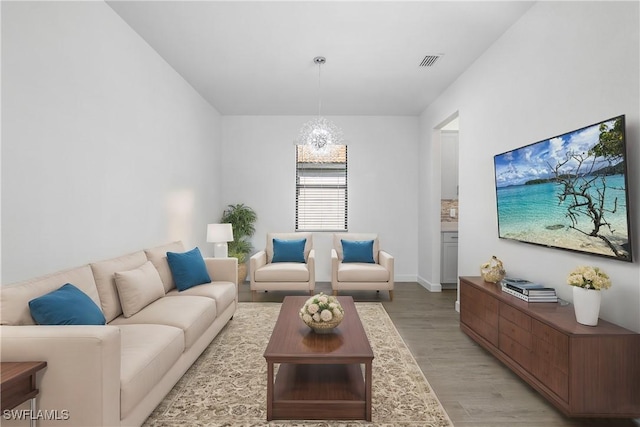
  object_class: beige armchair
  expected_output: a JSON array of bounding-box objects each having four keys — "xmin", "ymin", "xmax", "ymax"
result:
[
  {"xmin": 331, "ymin": 233, "xmax": 394, "ymax": 301},
  {"xmin": 249, "ymin": 232, "xmax": 315, "ymax": 301}
]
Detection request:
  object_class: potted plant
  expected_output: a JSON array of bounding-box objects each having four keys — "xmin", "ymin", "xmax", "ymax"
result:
[{"xmin": 221, "ymin": 203, "xmax": 257, "ymax": 284}]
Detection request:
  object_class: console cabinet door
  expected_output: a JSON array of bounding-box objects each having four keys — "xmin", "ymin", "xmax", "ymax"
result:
[
  {"xmin": 531, "ymin": 319, "xmax": 569, "ymax": 402},
  {"xmin": 499, "ymin": 303, "xmax": 532, "ymax": 370},
  {"xmin": 460, "ymin": 281, "xmax": 499, "ymax": 346}
]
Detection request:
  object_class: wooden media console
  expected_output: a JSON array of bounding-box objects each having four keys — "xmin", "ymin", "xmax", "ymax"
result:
[{"xmin": 459, "ymin": 276, "xmax": 640, "ymax": 418}]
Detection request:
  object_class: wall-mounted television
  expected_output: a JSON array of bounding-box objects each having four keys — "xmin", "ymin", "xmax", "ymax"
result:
[{"xmin": 494, "ymin": 115, "xmax": 633, "ymax": 262}]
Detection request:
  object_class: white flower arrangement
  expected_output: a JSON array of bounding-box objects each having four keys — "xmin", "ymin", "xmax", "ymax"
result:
[
  {"xmin": 567, "ymin": 266, "xmax": 612, "ymax": 290},
  {"xmin": 299, "ymin": 292, "xmax": 344, "ymax": 329}
]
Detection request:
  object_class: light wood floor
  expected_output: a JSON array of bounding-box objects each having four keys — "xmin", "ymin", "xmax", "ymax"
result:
[{"xmin": 239, "ymin": 282, "xmax": 639, "ymax": 427}]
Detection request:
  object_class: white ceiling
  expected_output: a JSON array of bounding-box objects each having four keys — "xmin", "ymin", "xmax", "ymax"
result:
[{"xmin": 107, "ymin": 1, "xmax": 535, "ymax": 116}]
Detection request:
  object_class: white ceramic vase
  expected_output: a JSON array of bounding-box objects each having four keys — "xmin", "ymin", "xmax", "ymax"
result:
[{"xmin": 573, "ymin": 286, "xmax": 601, "ymax": 326}]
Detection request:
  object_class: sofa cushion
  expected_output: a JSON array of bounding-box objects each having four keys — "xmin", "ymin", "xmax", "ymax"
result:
[
  {"xmin": 28, "ymin": 283, "xmax": 106, "ymax": 325},
  {"xmin": 272, "ymin": 238, "xmax": 306, "ymax": 263},
  {"xmin": 109, "ymin": 295, "xmax": 216, "ymax": 349},
  {"xmin": 114, "ymin": 261, "xmax": 165, "ymax": 318},
  {"xmin": 91, "ymin": 251, "xmax": 148, "ymax": 323},
  {"xmin": 266, "ymin": 232, "xmax": 312, "ymax": 264},
  {"xmin": 167, "ymin": 247, "xmax": 211, "ymax": 291},
  {"xmin": 166, "ymin": 281, "xmax": 236, "ymax": 315},
  {"xmin": 144, "ymin": 241, "xmax": 185, "ymax": 293},
  {"xmin": 341, "ymin": 239, "xmax": 375, "ymax": 263},
  {"xmin": 337, "ymin": 263, "xmax": 390, "ymax": 282},
  {"xmin": 1, "ymin": 265, "xmax": 101, "ymax": 326},
  {"xmin": 333, "ymin": 233, "xmax": 380, "ymax": 263},
  {"xmin": 254, "ymin": 263, "xmax": 310, "ymax": 282},
  {"xmin": 118, "ymin": 324, "xmax": 184, "ymax": 420}
]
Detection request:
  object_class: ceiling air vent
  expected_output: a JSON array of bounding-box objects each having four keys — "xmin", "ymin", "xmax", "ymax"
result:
[{"xmin": 419, "ymin": 54, "xmax": 442, "ymax": 67}]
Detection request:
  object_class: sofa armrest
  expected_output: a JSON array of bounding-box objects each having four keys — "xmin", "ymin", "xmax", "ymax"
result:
[
  {"xmin": 204, "ymin": 257, "xmax": 238, "ymax": 284},
  {"xmin": 379, "ymin": 250, "xmax": 395, "ymax": 283},
  {"xmin": 307, "ymin": 249, "xmax": 316, "ymax": 288},
  {"xmin": 249, "ymin": 250, "xmax": 267, "ymax": 285},
  {"xmin": 0, "ymin": 325, "xmax": 121, "ymax": 427},
  {"xmin": 331, "ymin": 249, "xmax": 339, "ymax": 285}
]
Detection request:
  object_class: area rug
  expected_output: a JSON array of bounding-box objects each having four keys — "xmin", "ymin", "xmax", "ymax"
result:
[{"xmin": 143, "ymin": 302, "xmax": 453, "ymax": 427}]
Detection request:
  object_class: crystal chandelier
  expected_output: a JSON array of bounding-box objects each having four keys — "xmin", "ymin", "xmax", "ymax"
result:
[{"xmin": 296, "ymin": 56, "xmax": 344, "ymax": 155}]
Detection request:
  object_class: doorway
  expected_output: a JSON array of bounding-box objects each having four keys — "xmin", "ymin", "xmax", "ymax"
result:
[{"xmin": 439, "ymin": 115, "xmax": 459, "ymax": 289}]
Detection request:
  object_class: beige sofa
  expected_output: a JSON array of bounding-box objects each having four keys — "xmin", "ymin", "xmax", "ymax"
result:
[
  {"xmin": 249, "ymin": 232, "xmax": 315, "ymax": 301},
  {"xmin": 0, "ymin": 241, "xmax": 237, "ymax": 427},
  {"xmin": 331, "ymin": 233, "xmax": 395, "ymax": 301}
]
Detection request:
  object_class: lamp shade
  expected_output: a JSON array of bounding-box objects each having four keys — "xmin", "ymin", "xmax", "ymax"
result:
[{"xmin": 206, "ymin": 223, "xmax": 233, "ymax": 243}]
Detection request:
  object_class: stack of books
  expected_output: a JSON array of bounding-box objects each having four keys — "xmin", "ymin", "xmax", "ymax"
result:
[{"xmin": 501, "ymin": 278, "xmax": 558, "ymax": 303}]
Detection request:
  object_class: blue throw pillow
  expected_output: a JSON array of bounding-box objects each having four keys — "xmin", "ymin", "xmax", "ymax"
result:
[
  {"xmin": 29, "ymin": 283, "xmax": 106, "ymax": 325},
  {"xmin": 167, "ymin": 247, "xmax": 212, "ymax": 291},
  {"xmin": 341, "ymin": 239, "xmax": 375, "ymax": 263},
  {"xmin": 272, "ymin": 238, "xmax": 307, "ymax": 263}
]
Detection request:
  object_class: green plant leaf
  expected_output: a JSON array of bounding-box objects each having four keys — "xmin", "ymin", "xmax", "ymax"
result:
[
  {"xmin": 220, "ymin": 203, "xmax": 257, "ymax": 262},
  {"xmin": 221, "ymin": 204, "xmax": 257, "ymax": 240}
]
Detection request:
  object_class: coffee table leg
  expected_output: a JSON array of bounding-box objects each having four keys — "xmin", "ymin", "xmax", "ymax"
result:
[
  {"xmin": 266, "ymin": 361, "xmax": 274, "ymax": 421},
  {"xmin": 365, "ymin": 360, "xmax": 372, "ymax": 421},
  {"xmin": 30, "ymin": 397, "xmax": 37, "ymax": 427}
]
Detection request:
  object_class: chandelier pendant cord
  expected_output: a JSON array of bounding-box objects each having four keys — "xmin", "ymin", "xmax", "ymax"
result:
[
  {"xmin": 295, "ymin": 55, "xmax": 344, "ymax": 156},
  {"xmin": 317, "ymin": 60, "xmax": 322, "ymax": 118}
]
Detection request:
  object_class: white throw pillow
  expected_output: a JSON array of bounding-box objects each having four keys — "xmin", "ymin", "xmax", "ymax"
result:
[{"xmin": 114, "ymin": 261, "xmax": 165, "ymax": 318}]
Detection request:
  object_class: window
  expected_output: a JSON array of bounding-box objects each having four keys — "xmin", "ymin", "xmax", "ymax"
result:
[{"xmin": 296, "ymin": 145, "xmax": 348, "ymax": 231}]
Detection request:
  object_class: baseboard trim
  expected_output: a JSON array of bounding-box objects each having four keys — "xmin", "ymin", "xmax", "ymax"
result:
[{"xmin": 417, "ymin": 276, "xmax": 442, "ymax": 292}]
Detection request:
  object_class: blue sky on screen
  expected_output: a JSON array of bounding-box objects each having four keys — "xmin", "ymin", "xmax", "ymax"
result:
[{"xmin": 494, "ymin": 118, "xmax": 617, "ymax": 188}]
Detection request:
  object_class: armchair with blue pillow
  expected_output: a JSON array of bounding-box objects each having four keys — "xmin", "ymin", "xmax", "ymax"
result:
[
  {"xmin": 331, "ymin": 233, "xmax": 394, "ymax": 301},
  {"xmin": 249, "ymin": 232, "xmax": 315, "ymax": 301}
]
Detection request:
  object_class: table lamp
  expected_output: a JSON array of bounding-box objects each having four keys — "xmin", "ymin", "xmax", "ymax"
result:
[{"xmin": 206, "ymin": 223, "xmax": 234, "ymax": 258}]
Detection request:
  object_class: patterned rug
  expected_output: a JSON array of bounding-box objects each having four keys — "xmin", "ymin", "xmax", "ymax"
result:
[{"xmin": 143, "ymin": 302, "xmax": 453, "ymax": 427}]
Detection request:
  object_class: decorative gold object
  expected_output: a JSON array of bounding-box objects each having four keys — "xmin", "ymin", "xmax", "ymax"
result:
[{"xmin": 480, "ymin": 256, "xmax": 506, "ymax": 283}]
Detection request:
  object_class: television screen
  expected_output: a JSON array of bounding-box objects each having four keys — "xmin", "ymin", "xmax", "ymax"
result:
[{"xmin": 494, "ymin": 115, "xmax": 633, "ymax": 262}]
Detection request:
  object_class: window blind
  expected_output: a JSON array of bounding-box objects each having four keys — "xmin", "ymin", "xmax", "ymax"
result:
[{"xmin": 296, "ymin": 145, "xmax": 347, "ymax": 231}]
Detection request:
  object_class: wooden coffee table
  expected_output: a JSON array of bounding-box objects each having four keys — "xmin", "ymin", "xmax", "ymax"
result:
[{"xmin": 263, "ymin": 296, "xmax": 374, "ymax": 421}]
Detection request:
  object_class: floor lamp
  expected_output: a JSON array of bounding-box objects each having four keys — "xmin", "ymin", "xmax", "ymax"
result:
[{"xmin": 207, "ymin": 224, "xmax": 234, "ymax": 258}]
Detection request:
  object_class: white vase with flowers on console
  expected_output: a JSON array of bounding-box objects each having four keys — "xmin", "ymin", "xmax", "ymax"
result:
[{"xmin": 566, "ymin": 266, "xmax": 612, "ymax": 326}]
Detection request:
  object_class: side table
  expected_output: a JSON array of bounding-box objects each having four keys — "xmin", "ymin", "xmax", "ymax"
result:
[{"xmin": 1, "ymin": 361, "xmax": 47, "ymax": 427}]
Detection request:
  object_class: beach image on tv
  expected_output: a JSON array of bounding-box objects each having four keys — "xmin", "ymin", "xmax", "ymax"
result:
[{"xmin": 494, "ymin": 116, "xmax": 632, "ymax": 261}]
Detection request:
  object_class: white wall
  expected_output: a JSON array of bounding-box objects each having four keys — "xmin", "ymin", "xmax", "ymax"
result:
[
  {"xmin": 420, "ymin": 1, "xmax": 640, "ymax": 331},
  {"xmin": 221, "ymin": 115, "xmax": 419, "ymax": 282},
  {"xmin": 1, "ymin": 2, "xmax": 223, "ymax": 283},
  {"xmin": 440, "ymin": 130, "xmax": 459, "ymax": 200}
]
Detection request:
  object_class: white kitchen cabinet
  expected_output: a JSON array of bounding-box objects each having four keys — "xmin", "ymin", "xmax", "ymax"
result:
[{"xmin": 441, "ymin": 231, "xmax": 458, "ymax": 285}]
